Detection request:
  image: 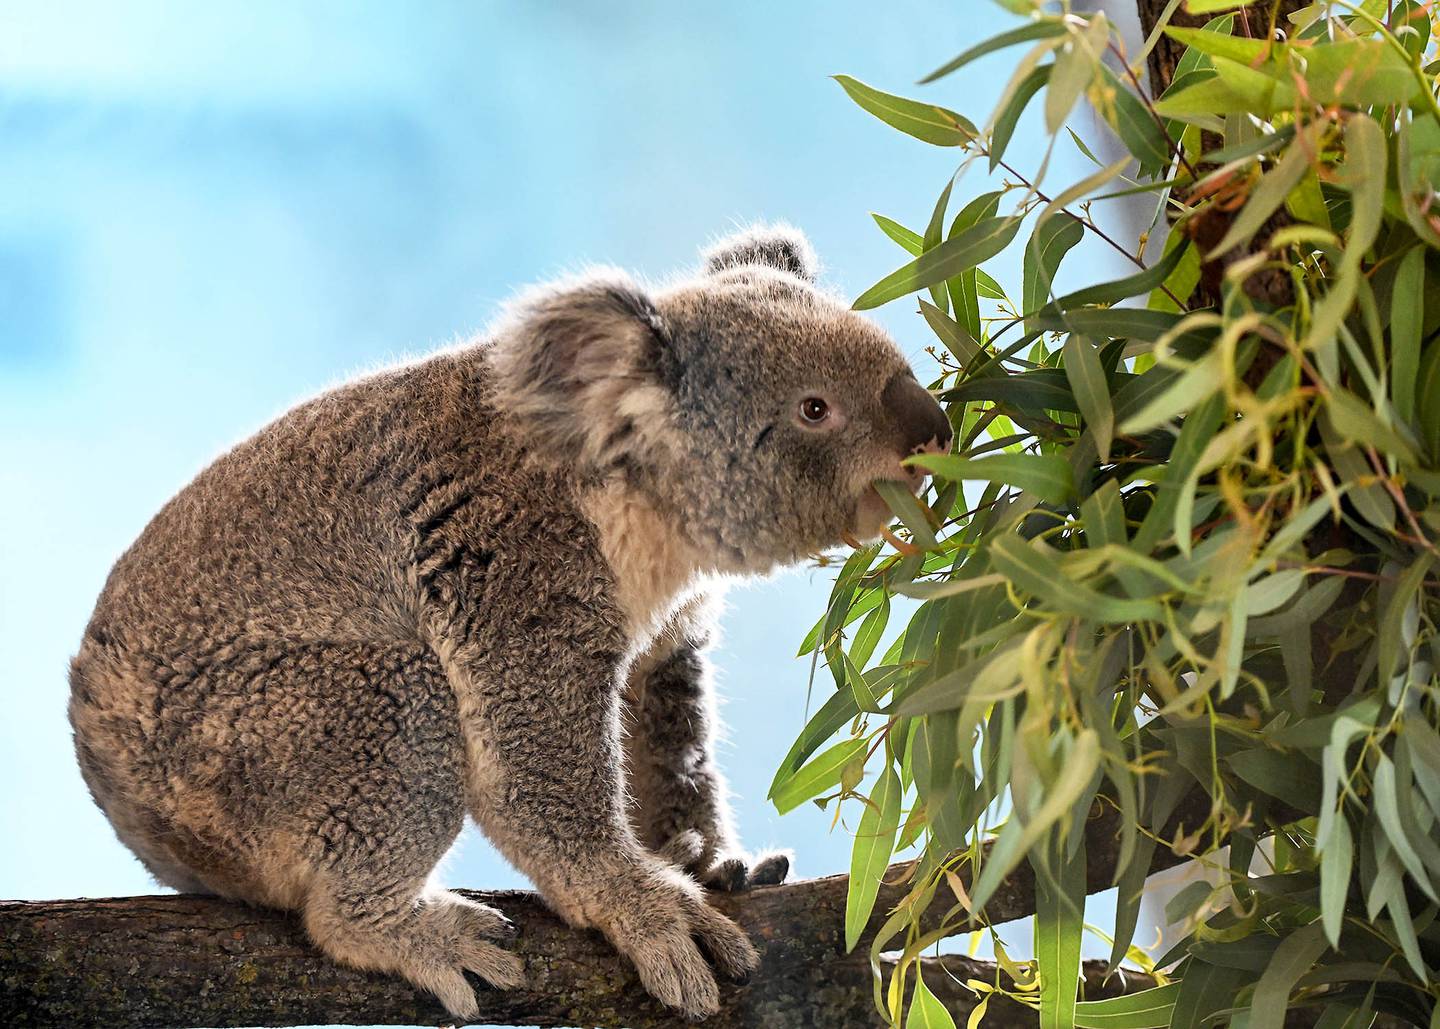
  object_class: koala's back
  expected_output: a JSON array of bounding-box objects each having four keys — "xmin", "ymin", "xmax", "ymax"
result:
[{"xmin": 68, "ymin": 345, "xmax": 587, "ymax": 898}]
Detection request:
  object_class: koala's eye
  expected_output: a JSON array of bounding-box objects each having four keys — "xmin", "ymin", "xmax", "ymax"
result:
[{"xmin": 799, "ymin": 397, "xmax": 830, "ymax": 424}]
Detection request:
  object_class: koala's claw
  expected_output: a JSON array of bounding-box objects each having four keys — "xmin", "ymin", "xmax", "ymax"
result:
[
  {"xmin": 657, "ymin": 831, "xmax": 793, "ymax": 892},
  {"xmin": 707, "ymin": 855, "xmax": 750, "ymax": 892},
  {"xmin": 748, "ymin": 852, "xmax": 790, "ymax": 887},
  {"xmin": 443, "ymin": 898, "xmax": 527, "ymax": 1010},
  {"xmin": 459, "ymin": 936, "xmax": 526, "ymax": 990},
  {"xmin": 696, "ymin": 847, "xmax": 794, "ymax": 892},
  {"xmin": 602, "ymin": 867, "xmax": 760, "ymax": 1020}
]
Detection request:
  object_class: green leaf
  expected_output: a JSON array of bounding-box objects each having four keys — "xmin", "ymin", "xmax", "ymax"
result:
[
  {"xmin": 850, "ymin": 592, "xmax": 890, "ymax": 670},
  {"xmin": 1337, "ymin": 112, "xmax": 1387, "ymax": 264},
  {"xmin": 1097, "ymin": 63, "xmax": 1172, "ymax": 176},
  {"xmin": 1391, "ymin": 246, "xmax": 1425, "ymax": 423},
  {"xmin": 976, "ymin": 268, "xmax": 1007, "ymax": 300},
  {"xmin": 1320, "ymin": 810, "xmax": 1353, "ymax": 948},
  {"xmin": 873, "ymin": 213, "xmax": 924, "ymax": 255},
  {"xmin": 854, "ymin": 216, "xmax": 1023, "ymax": 310},
  {"xmin": 873, "ymin": 479, "xmax": 939, "ymax": 549},
  {"xmin": 905, "ymin": 968, "xmax": 958, "ymax": 1029},
  {"xmin": 948, "ymin": 192, "xmax": 1004, "ymax": 339},
  {"xmin": 834, "ymin": 75, "xmax": 978, "ymax": 147},
  {"xmin": 1108, "ymin": 834, "xmax": 1157, "ymax": 976},
  {"xmin": 1133, "ymin": 393, "xmax": 1225, "ymax": 553},
  {"xmin": 773, "ymin": 737, "xmax": 867, "ymax": 814},
  {"xmin": 1035, "ymin": 843, "xmax": 1087, "ymax": 1029},
  {"xmin": 1064, "ymin": 335, "xmax": 1115, "ymax": 463},
  {"xmin": 1186, "ymin": 0, "xmax": 1255, "ymax": 13},
  {"xmin": 845, "ymin": 763, "xmax": 901, "ymax": 951},
  {"xmin": 1227, "ymin": 748, "xmax": 1321, "ymax": 811},
  {"xmin": 1024, "ymin": 214, "xmax": 1085, "ymax": 324},
  {"xmin": 768, "ymin": 688, "xmax": 861, "ymax": 799},
  {"xmin": 918, "ymin": 18, "xmax": 1067, "ymax": 84},
  {"xmin": 1209, "ymin": 53, "xmax": 1294, "ymax": 115},
  {"xmin": 920, "ymin": 300, "xmax": 983, "ymax": 367},
  {"xmin": 1029, "ymin": 306, "xmax": 1186, "ymax": 342},
  {"xmin": 924, "ymin": 177, "xmax": 956, "ymax": 315},
  {"xmin": 1325, "ymin": 389, "xmax": 1419, "ymax": 465},
  {"xmin": 970, "ymin": 729, "xmax": 1100, "ymax": 911},
  {"xmin": 1165, "ymin": 25, "xmax": 1270, "ymax": 65},
  {"xmin": 943, "ymin": 368, "xmax": 1082, "ymax": 414},
  {"xmin": 1153, "ymin": 70, "xmax": 1259, "ymax": 119},
  {"xmin": 1247, "ymin": 924, "xmax": 1330, "ymax": 1029},
  {"xmin": 1399, "ymin": 112, "xmax": 1440, "ymax": 248},
  {"xmin": 991, "ymin": 64, "xmax": 1052, "ymax": 172},
  {"xmin": 908, "ymin": 452, "xmax": 1075, "ymax": 505},
  {"xmin": 1208, "ymin": 120, "xmax": 1322, "ymax": 257},
  {"xmin": 1299, "ymin": 36, "xmax": 1425, "ymax": 108},
  {"xmin": 1171, "ymin": 960, "xmax": 1248, "ymax": 1029},
  {"xmin": 1073, "ymin": 983, "xmax": 1180, "ymax": 1028},
  {"xmin": 1418, "ymin": 340, "xmax": 1440, "ymax": 459},
  {"xmin": 1372, "ymin": 752, "xmax": 1437, "ymax": 902},
  {"xmin": 1379, "ymin": 551, "xmax": 1435, "ymax": 685},
  {"xmin": 1119, "ymin": 349, "xmax": 1223, "ymax": 435},
  {"xmin": 1046, "ymin": 13, "xmax": 1108, "ymax": 133},
  {"xmin": 1045, "ymin": 238, "xmax": 1191, "ymax": 313},
  {"xmin": 1082, "ymin": 479, "xmax": 1127, "ymax": 548},
  {"xmin": 990, "ymin": 535, "xmax": 1164, "ymax": 621}
]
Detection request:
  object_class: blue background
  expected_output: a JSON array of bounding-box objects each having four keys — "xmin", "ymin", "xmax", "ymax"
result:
[{"xmin": 0, "ymin": 1, "xmax": 1137, "ymax": 1019}]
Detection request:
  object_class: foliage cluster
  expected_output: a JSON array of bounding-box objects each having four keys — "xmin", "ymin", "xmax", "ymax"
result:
[{"xmin": 771, "ymin": 1, "xmax": 1440, "ymax": 1025}]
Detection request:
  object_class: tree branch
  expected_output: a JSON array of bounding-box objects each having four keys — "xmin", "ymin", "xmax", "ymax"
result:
[
  {"xmin": 0, "ymin": 887, "xmax": 1154, "ymax": 1029},
  {"xmin": 2, "ymin": 797, "xmax": 1191, "ymax": 1028}
]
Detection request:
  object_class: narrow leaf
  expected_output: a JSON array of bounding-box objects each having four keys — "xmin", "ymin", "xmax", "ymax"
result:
[
  {"xmin": 908, "ymin": 452, "xmax": 1074, "ymax": 504},
  {"xmin": 845, "ymin": 763, "xmax": 902, "ymax": 951},
  {"xmin": 834, "ymin": 75, "xmax": 978, "ymax": 147},
  {"xmin": 1065, "ymin": 335, "xmax": 1115, "ymax": 463},
  {"xmin": 773, "ymin": 737, "xmax": 867, "ymax": 814},
  {"xmin": 854, "ymin": 216, "xmax": 1023, "ymax": 311},
  {"xmin": 919, "ymin": 19, "xmax": 1067, "ymax": 84}
]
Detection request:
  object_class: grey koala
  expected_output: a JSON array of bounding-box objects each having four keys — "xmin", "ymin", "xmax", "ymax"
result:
[{"xmin": 68, "ymin": 226, "xmax": 952, "ymax": 1021}]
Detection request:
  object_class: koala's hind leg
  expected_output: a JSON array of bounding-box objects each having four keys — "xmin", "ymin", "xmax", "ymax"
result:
[
  {"xmin": 282, "ymin": 644, "xmax": 524, "ymax": 1021},
  {"xmin": 624, "ymin": 606, "xmax": 790, "ymax": 892}
]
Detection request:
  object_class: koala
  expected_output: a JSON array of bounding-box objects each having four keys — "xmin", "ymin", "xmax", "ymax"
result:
[{"xmin": 68, "ymin": 225, "xmax": 952, "ymax": 1022}]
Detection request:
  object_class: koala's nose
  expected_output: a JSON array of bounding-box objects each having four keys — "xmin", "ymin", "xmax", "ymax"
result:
[{"xmin": 883, "ymin": 371, "xmax": 952, "ymax": 457}]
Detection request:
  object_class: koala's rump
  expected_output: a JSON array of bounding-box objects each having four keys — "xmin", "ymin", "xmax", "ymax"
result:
[
  {"xmin": 67, "ymin": 357, "xmax": 507, "ymax": 903},
  {"xmin": 70, "ymin": 636, "xmax": 467, "ymax": 905}
]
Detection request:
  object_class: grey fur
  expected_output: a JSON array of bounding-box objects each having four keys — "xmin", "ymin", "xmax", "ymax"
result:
[{"xmin": 69, "ymin": 225, "xmax": 951, "ymax": 1022}]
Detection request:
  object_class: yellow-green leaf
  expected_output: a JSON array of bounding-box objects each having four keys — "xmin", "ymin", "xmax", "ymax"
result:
[{"xmin": 845, "ymin": 763, "xmax": 902, "ymax": 951}]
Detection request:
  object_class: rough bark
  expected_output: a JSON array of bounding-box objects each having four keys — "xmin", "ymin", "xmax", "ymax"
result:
[
  {"xmin": 0, "ymin": 885, "xmax": 1156, "ymax": 1029},
  {"xmin": 1, "ymin": 797, "xmax": 1189, "ymax": 1029}
]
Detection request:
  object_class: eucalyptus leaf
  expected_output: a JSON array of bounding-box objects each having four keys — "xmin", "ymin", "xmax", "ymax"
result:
[
  {"xmin": 845, "ymin": 763, "xmax": 902, "ymax": 951},
  {"xmin": 854, "ymin": 216, "xmax": 1023, "ymax": 311},
  {"xmin": 835, "ymin": 75, "xmax": 978, "ymax": 147}
]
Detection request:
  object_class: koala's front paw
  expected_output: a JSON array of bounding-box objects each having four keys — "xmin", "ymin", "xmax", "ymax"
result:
[
  {"xmin": 660, "ymin": 830, "xmax": 792, "ymax": 892},
  {"xmin": 598, "ymin": 862, "xmax": 759, "ymax": 1020}
]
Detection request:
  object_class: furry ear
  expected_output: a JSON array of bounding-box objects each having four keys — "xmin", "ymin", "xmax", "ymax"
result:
[
  {"xmin": 702, "ymin": 223, "xmax": 818, "ymax": 282},
  {"xmin": 486, "ymin": 271, "xmax": 678, "ymax": 470}
]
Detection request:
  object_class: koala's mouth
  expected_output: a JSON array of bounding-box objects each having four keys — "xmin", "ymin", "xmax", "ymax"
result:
[{"xmin": 845, "ymin": 474, "xmax": 927, "ymax": 548}]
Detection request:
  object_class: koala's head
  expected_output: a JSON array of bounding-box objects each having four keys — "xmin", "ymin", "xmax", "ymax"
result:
[{"xmin": 487, "ymin": 225, "xmax": 951, "ymax": 571}]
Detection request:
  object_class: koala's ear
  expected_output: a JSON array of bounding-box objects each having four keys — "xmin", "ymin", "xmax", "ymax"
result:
[
  {"xmin": 486, "ymin": 271, "xmax": 678, "ymax": 470},
  {"xmin": 702, "ymin": 223, "xmax": 818, "ymax": 282}
]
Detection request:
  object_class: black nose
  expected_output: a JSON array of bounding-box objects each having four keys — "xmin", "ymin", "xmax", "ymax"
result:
[{"xmin": 883, "ymin": 371, "xmax": 952, "ymax": 455}]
